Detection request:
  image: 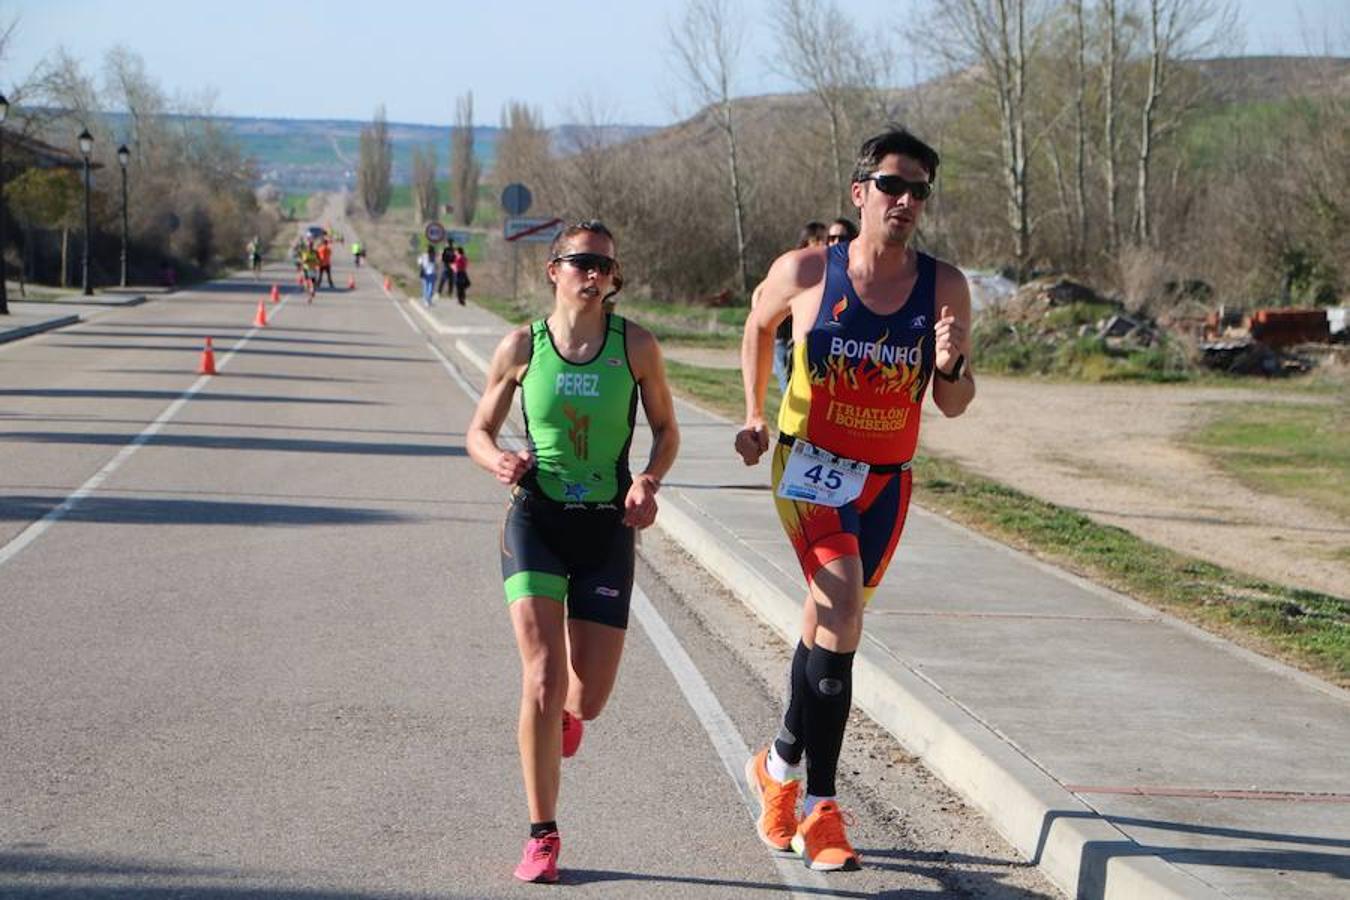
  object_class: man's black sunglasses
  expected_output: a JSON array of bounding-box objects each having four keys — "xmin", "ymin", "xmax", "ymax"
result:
[
  {"xmin": 552, "ymin": 253, "xmax": 616, "ymax": 275},
  {"xmin": 862, "ymin": 174, "xmax": 933, "ymax": 201}
]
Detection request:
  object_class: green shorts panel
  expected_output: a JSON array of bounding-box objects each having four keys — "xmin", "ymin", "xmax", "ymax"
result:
[{"xmin": 504, "ymin": 570, "xmax": 568, "ymax": 604}]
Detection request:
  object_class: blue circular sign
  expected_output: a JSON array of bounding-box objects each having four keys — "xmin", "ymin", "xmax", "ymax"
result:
[{"xmin": 501, "ymin": 183, "xmax": 533, "ymax": 216}]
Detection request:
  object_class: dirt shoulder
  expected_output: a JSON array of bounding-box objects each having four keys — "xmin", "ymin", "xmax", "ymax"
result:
[{"xmin": 918, "ymin": 376, "xmax": 1348, "ymax": 599}]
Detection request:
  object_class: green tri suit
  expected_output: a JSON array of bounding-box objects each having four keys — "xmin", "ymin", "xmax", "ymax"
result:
[
  {"xmin": 500, "ymin": 314, "xmax": 639, "ymax": 628},
  {"xmin": 518, "ymin": 314, "xmax": 638, "ymax": 505}
]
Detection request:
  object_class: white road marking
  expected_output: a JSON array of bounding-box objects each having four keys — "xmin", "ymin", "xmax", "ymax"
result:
[{"xmin": 0, "ymin": 299, "xmax": 289, "ymax": 569}]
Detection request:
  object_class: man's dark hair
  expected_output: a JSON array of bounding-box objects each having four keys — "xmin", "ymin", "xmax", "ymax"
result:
[
  {"xmin": 829, "ymin": 217, "xmax": 859, "ymax": 240},
  {"xmin": 549, "ymin": 219, "xmax": 615, "ymax": 259},
  {"xmin": 850, "ymin": 128, "xmax": 940, "ymax": 183},
  {"xmin": 797, "ymin": 220, "xmax": 827, "ymax": 249}
]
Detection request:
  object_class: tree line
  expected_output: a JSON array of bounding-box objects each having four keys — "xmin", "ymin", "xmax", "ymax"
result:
[
  {"xmin": 1, "ymin": 38, "xmax": 280, "ymax": 292},
  {"xmin": 375, "ymin": 0, "xmax": 1344, "ymax": 313}
]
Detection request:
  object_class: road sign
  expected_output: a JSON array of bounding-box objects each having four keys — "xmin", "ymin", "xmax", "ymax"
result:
[
  {"xmin": 501, "ymin": 183, "xmax": 533, "ymax": 216},
  {"xmin": 504, "ymin": 217, "xmax": 563, "ymax": 243},
  {"xmin": 424, "ymin": 221, "xmax": 447, "ymax": 243}
]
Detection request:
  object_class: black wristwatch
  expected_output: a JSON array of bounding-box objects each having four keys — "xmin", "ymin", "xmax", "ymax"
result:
[{"xmin": 935, "ymin": 354, "xmax": 965, "ymax": 383}]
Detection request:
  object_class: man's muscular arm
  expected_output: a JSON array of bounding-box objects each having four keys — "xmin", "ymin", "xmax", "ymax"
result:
[
  {"xmin": 931, "ymin": 263, "xmax": 976, "ymax": 417},
  {"xmin": 736, "ymin": 248, "xmax": 825, "ymax": 466}
]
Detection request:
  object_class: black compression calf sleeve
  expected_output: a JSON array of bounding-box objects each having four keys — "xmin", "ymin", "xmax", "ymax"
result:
[
  {"xmin": 773, "ymin": 640, "xmax": 811, "ymax": 765},
  {"xmin": 803, "ymin": 644, "xmax": 855, "ymax": 798}
]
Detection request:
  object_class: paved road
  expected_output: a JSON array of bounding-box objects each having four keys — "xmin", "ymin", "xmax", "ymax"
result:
[{"xmin": 0, "ymin": 254, "xmax": 1054, "ymax": 897}]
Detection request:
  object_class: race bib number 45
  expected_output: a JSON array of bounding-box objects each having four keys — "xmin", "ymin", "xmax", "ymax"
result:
[{"xmin": 776, "ymin": 440, "xmax": 869, "ymax": 507}]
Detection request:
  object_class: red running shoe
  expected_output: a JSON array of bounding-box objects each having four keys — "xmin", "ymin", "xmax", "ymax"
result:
[{"xmin": 562, "ymin": 710, "xmax": 584, "ymax": 758}]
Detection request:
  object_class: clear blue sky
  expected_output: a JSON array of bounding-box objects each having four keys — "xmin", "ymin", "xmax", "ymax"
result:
[{"xmin": 3, "ymin": 0, "xmax": 1345, "ymax": 127}]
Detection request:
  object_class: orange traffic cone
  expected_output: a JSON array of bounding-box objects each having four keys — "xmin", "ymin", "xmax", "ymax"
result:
[
  {"xmin": 270, "ymin": 284, "xmax": 280, "ymax": 303},
  {"xmin": 347, "ymin": 274, "xmax": 356, "ymax": 289},
  {"xmin": 254, "ymin": 299, "xmax": 269, "ymax": 327},
  {"xmin": 198, "ymin": 337, "xmax": 217, "ymax": 375},
  {"xmin": 383, "ymin": 276, "xmax": 391, "ymax": 292}
]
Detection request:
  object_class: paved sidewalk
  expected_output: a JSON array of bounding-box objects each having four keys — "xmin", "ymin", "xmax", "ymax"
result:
[
  {"xmin": 337, "ymin": 282, "xmax": 1350, "ymax": 899},
  {"xmin": 0, "ymin": 288, "xmax": 149, "ymax": 344}
]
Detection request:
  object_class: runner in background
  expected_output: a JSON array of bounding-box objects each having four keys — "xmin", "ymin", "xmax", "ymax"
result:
[{"xmin": 316, "ymin": 238, "xmax": 335, "ymax": 289}]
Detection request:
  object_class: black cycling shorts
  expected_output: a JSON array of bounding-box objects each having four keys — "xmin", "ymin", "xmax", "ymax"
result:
[{"xmin": 500, "ymin": 487, "xmax": 634, "ymax": 629}]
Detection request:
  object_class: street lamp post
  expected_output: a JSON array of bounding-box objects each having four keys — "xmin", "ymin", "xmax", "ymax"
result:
[
  {"xmin": 0, "ymin": 93, "xmax": 10, "ymax": 315},
  {"xmin": 78, "ymin": 127, "xmax": 93, "ymax": 296},
  {"xmin": 117, "ymin": 144, "xmax": 129, "ymax": 288}
]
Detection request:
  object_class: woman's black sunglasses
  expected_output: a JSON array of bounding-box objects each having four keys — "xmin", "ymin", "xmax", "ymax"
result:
[
  {"xmin": 862, "ymin": 174, "xmax": 933, "ymax": 201},
  {"xmin": 552, "ymin": 253, "xmax": 616, "ymax": 275}
]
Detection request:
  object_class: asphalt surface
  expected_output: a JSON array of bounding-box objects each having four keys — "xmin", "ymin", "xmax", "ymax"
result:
[{"xmin": 0, "ymin": 257, "xmax": 1058, "ymax": 898}]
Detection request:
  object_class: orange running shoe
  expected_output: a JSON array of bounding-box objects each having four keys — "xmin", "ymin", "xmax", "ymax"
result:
[
  {"xmin": 561, "ymin": 710, "xmax": 584, "ymax": 759},
  {"xmin": 744, "ymin": 748, "xmax": 800, "ymax": 851},
  {"xmin": 791, "ymin": 800, "xmax": 861, "ymax": 871}
]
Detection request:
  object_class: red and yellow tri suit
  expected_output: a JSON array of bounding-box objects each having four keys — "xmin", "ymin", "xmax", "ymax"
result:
[{"xmin": 772, "ymin": 242, "xmax": 937, "ymax": 596}]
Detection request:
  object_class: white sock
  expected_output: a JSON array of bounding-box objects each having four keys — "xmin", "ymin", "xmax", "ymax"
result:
[
  {"xmin": 766, "ymin": 746, "xmax": 803, "ymax": 783},
  {"xmin": 803, "ymin": 794, "xmax": 836, "ymax": 816}
]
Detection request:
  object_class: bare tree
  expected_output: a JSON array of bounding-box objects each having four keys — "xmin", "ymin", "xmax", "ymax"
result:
[
  {"xmin": 495, "ymin": 100, "xmax": 552, "ymax": 203},
  {"xmin": 1131, "ymin": 0, "xmax": 1236, "ymax": 246},
  {"xmin": 1101, "ymin": 0, "xmax": 1123, "ymax": 253},
  {"xmin": 450, "ymin": 92, "xmax": 480, "ymax": 227},
  {"xmin": 555, "ymin": 95, "xmax": 612, "ymax": 220},
  {"xmin": 928, "ymin": 0, "xmax": 1044, "ymax": 276},
  {"xmin": 411, "ymin": 145, "xmax": 439, "ymax": 223},
  {"xmin": 1071, "ymin": 0, "xmax": 1089, "ymax": 264},
  {"xmin": 670, "ymin": 0, "xmax": 750, "ymax": 295},
  {"xmin": 771, "ymin": 0, "xmax": 872, "ymax": 214},
  {"xmin": 357, "ymin": 105, "xmax": 392, "ymax": 217}
]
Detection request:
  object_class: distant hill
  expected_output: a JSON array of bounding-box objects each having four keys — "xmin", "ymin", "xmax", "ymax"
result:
[
  {"xmin": 612, "ymin": 54, "xmax": 1348, "ymax": 162},
  {"xmin": 210, "ymin": 117, "xmax": 656, "ymax": 193}
]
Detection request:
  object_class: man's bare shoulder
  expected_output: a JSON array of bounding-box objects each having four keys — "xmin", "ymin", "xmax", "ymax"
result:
[
  {"xmin": 770, "ymin": 245, "xmax": 829, "ymax": 290},
  {"xmin": 932, "ymin": 257, "xmax": 971, "ymax": 297}
]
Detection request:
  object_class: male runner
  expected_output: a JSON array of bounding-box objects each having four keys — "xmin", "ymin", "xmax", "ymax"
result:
[{"xmin": 735, "ymin": 128, "xmax": 975, "ymax": 871}]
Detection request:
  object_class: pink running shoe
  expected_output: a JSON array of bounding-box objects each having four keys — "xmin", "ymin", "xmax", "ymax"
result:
[
  {"xmin": 513, "ymin": 831, "xmax": 561, "ymax": 883},
  {"xmin": 562, "ymin": 710, "xmax": 584, "ymax": 758}
]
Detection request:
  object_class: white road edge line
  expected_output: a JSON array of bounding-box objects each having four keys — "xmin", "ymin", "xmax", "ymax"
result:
[
  {"xmin": 0, "ymin": 298, "xmax": 289, "ymax": 570},
  {"xmin": 394, "ymin": 293, "xmax": 833, "ymax": 897}
]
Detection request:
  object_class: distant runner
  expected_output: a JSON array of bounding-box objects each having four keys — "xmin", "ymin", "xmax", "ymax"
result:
[
  {"xmin": 247, "ymin": 236, "xmax": 263, "ymax": 278},
  {"xmin": 736, "ymin": 129, "xmax": 975, "ymax": 872}
]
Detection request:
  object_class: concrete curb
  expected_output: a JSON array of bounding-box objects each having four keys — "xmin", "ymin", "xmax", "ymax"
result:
[
  {"xmin": 654, "ymin": 493, "xmax": 1225, "ymax": 899},
  {"xmin": 0, "ymin": 314, "xmax": 81, "ymax": 345}
]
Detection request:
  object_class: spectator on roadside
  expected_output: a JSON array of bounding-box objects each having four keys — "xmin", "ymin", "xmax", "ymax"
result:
[
  {"xmin": 827, "ymin": 217, "xmax": 859, "ymax": 246},
  {"xmin": 453, "ymin": 245, "xmax": 471, "ymax": 306},
  {"xmin": 419, "ymin": 247, "xmax": 438, "ymax": 307},
  {"xmin": 754, "ymin": 221, "xmax": 827, "ymax": 395},
  {"xmin": 439, "ymin": 242, "xmax": 456, "ymax": 297}
]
